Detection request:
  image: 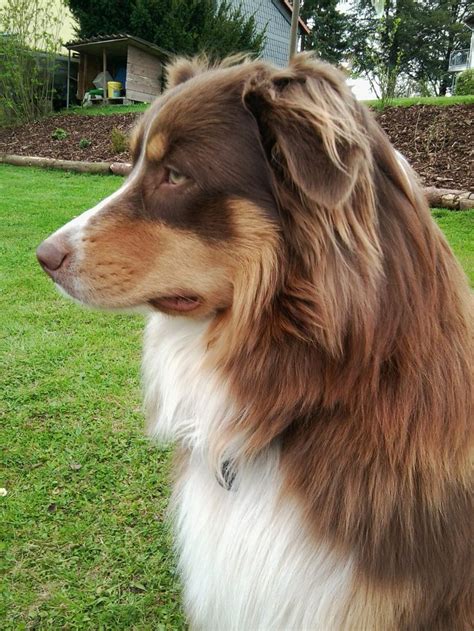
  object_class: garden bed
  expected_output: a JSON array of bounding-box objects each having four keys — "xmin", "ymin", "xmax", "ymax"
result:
[
  {"xmin": 377, "ymin": 104, "xmax": 473, "ymax": 191},
  {"xmin": 0, "ymin": 103, "xmax": 472, "ymax": 190},
  {"xmin": 0, "ymin": 113, "xmax": 135, "ymax": 163}
]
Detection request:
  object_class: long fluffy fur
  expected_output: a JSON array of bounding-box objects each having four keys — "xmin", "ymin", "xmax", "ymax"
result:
[
  {"xmin": 39, "ymin": 52, "xmax": 473, "ymax": 630},
  {"xmin": 160, "ymin": 54, "xmax": 473, "ymax": 629}
]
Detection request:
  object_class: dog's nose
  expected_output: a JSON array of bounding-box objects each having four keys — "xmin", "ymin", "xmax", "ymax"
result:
[{"xmin": 36, "ymin": 238, "xmax": 69, "ymax": 275}]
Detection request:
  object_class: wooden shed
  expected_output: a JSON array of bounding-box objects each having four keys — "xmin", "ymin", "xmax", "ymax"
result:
[{"xmin": 65, "ymin": 34, "xmax": 168, "ymax": 106}]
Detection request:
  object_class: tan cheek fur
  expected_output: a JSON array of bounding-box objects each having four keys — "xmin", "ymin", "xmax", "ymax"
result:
[
  {"xmin": 75, "ymin": 198, "xmax": 280, "ymax": 316},
  {"xmin": 209, "ymin": 199, "xmax": 281, "ymax": 352},
  {"xmin": 78, "ymin": 217, "xmax": 235, "ymax": 311}
]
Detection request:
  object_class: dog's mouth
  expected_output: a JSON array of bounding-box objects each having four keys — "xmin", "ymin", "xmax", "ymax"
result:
[{"xmin": 148, "ymin": 294, "xmax": 202, "ymax": 313}]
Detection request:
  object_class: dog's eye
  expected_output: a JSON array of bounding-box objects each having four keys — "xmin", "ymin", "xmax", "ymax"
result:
[{"xmin": 165, "ymin": 168, "xmax": 188, "ymax": 186}]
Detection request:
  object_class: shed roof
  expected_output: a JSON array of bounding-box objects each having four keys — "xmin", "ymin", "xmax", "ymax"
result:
[{"xmin": 65, "ymin": 34, "xmax": 168, "ymax": 60}]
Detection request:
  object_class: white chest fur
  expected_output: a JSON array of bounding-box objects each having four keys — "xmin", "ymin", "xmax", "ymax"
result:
[{"xmin": 143, "ymin": 314, "xmax": 353, "ymax": 630}]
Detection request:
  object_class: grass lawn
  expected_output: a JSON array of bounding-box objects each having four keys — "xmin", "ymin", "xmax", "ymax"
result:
[
  {"xmin": 1, "ymin": 166, "xmax": 185, "ymax": 630},
  {"xmin": 365, "ymin": 94, "xmax": 474, "ymax": 109},
  {"xmin": 431, "ymin": 208, "xmax": 474, "ymax": 284},
  {"xmin": 55, "ymin": 95, "xmax": 474, "ymax": 117},
  {"xmin": 59, "ymin": 104, "xmax": 150, "ymax": 117},
  {"xmin": 1, "ymin": 165, "xmax": 473, "ymax": 630}
]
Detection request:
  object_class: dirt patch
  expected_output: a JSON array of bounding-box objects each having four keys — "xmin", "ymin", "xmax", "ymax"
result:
[
  {"xmin": 0, "ymin": 113, "xmax": 137, "ymax": 164},
  {"xmin": 376, "ymin": 104, "xmax": 473, "ymax": 191},
  {"xmin": 0, "ymin": 103, "xmax": 472, "ymax": 190}
]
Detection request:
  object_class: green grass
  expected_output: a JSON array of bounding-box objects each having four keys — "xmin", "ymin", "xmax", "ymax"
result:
[
  {"xmin": 365, "ymin": 94, "xmax": 474, "ymax": 109},
  {"xmin": 0, "ymin": 165, "xmax": 185, "ymax": 630},
  {"xmin": 63, "ymin": 96, "xmax": 474, "ymax": 116},
  {"xmin": 59, "ymin": 103, "xmax": 150, "ymax": 117},
  {"xmin": 431, "ymin": 208, "xmax": 474, "ymax": 284},
  {"xmin": 1, "ymin": 165, "xmax": 472, "ymax": 630}
]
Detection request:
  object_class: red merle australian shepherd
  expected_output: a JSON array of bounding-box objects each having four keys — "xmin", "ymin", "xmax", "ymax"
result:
[{"xmin": 37, "ymin": 54, "xmax": 473, "ymax": 630}]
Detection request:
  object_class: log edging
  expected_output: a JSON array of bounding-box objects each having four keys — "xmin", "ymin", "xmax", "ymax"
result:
[{"xmin": 1, "ymin": 154, "xmax": 473, "ymax": 209}]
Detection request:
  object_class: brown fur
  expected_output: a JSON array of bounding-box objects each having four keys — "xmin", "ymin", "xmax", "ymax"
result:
[
  {"xmin": 151, "ymin": 54, "xmax": 474, "ymax": 626},
  {"xmin": 199, "ymin": 55, "xmax": 473, "ymax": 630},
  {"xmin": 39, "ymin": 52, "xmax": 473, "ymax": 629}
]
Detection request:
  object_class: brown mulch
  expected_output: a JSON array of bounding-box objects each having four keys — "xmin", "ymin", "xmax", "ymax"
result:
[
  {"xmin": 376, "ymin": 104, "xmax": 473, "ymax": 191},
  {"xmin": 0, "ymin": 104, "xmax": 473, "ymax": 190},
  {"xmin": 0, "ymin": 113, "xmax": 138, "ymax": 164}
]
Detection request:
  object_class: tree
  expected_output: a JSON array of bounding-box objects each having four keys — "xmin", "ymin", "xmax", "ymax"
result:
[
  {"xmin": 198, "ymin": 1, "xmax": 267, "ymax": 58},
  {"xmin": 345, "ymin": 0, "xmax": 471, "ymax": 98},
  {"xmin": 65, "ymin": 0, "xmax": 133, "ymax": 39},
  {"xmin": 66, "ymin": 0, "xmax": 266, "ymax": 58},
  {"xmin": 411, "ymin": 0, "xmax": 471, "ymax": 95},
  {"xmin": 300, "ymin": 0, "xmax": 349, "ymax": 65},
  {"xmin": 345, "ymin": 0, "xmax": 420, "ymax": 100}
]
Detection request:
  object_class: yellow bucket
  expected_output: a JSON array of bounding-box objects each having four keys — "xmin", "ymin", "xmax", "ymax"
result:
[{"xmin": 107, "ymin": 81, "xmax": 122, "ymax": 98}]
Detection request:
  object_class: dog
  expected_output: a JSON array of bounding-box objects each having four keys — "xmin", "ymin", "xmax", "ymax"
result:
[{"xmin": 37, "ymin": 54, "xmax": 472, "ymax": 630}]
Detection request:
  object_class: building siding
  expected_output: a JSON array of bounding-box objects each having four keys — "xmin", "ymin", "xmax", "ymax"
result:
[
  {"xmin": 228, "ymin": 0, "xmax": 293, "ymax": 67},
  {"xmin": 0, "ymin": 0, "xmax": 76, "ymax": 54}
]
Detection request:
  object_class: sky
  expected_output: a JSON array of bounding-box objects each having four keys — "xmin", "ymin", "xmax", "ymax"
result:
[{"xmin": 347, "ymin": 76, "xmax": 378, "ymax": 100}]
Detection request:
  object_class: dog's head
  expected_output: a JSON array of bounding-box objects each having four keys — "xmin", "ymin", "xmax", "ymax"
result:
[
  {"xmin": 37, "ymin": 54, "xmax": 390, "ymax": 341},
  {"xmin": 36, "ymin": 54, "xmax": 473, "ymax": 535}
]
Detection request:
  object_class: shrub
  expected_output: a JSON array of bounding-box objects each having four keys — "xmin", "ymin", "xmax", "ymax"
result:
[
  {"xmin": 0, "ymin": 0, "xmax": 64, "ymax": 126},
  {"xmin": 455, "ymin": 69, "xmax": 474, "ymax": 96},
  {"xmin": 51, "ymin": 128, "xmax": 68, "ymax": 140},
  {"xmin": 110, "ymin": 128, "xmax": 128, "ymax": 153},
  {"xmin": 79, "ymin": 138, "xmax": 91, "ymax": 149}
]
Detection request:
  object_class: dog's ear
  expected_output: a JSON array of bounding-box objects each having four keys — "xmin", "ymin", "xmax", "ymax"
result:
[
  {"xmin": 243, "ymin": 56, "xmax": 368, "ymax": 208},
  {"xmin": 165, "ymin": 56, "xmax": 209, "ymax": 89}
]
